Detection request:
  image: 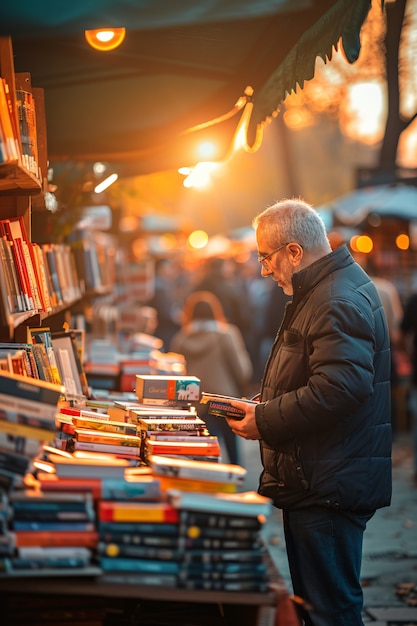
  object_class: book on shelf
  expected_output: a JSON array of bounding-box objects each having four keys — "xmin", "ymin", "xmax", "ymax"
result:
[
  {"xmin": 200, "ymin": 392, "xmax": 258, "ymax": 420},
  {"xmin": 15, "ymin": 87, "xmax": 39, "ymax": 177},
  {"xmin": 148, "ymin": 454, "xmax": 247, "ymax": 485},
  {"xmin": 0, "ymin": 78, "xmax": 20, "ymax": 162},
  {"xmin": 51, "ymin": 330, "xmax": 89, "ymax": 399},
  {"xmin": 27, "ymin": 327, "xmax": 62, "ymax": 385},
  {"xmin": 0, "ymin": 218, "xmax": 34, "ymax": 311}
]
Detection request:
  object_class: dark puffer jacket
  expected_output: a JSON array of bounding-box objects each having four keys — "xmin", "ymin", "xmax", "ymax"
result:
[{"xmin": 255, "ymin": 244, "xmax": 392, "ymax": 513}]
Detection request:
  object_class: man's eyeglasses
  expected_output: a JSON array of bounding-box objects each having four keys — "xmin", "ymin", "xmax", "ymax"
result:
[{"xmin": 257, "ymin": 242, "xmax": 288, "ymax": 268}]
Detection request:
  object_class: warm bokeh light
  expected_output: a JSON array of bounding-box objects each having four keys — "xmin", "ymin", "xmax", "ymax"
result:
[
  {"xmin": 182, "ymin": 162, "xmax": 219, "ymax": 188},
  {"xmin": 344, "ymin": 81, "xmax": 385, "ymax": 144},
  {"xmin": 396, "ymin": 233, "xmax": 410, "ymax": 250},
  {"xmin": 187, "ymin": 230, "xmax": 209, "ymax": 250},
  {"xmin": 197, "ymin": 141, "xmax": 218, "ymax": 160},
  {"xmin": 94, "ymin": 173, "xmax": 118, "ymax": 193},
  {"xmin": 85, "ymin": 28, "xmax": 126, "ymax": 51},
  {"xmin": 350, "ymin": 234, "xmax": 373, "ymax": 253}
]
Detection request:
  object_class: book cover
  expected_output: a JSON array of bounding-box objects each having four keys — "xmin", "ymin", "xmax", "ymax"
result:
[
  {"xmin": 98, "ymin": 501, "xmax": 179, "ymax": 524},
  {"xmin": 168, "ymin": 490, "xmax": 272, "ymax": 519},
  {"xmin": 135, "ymin": 374, "xmax": 200, "ymax": 403},
  {"xmin": 149, "ymin": 455, "xmax": 247, "ymax": 485},
  {"xmin": 200, "ymin": 393, "xmax": 258, "ymax": 420}
]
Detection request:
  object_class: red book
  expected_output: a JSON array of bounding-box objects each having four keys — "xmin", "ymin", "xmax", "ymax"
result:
[
  {"xmin": 98, "ymin": 501, "xmax": 179, "ymax": 524},
  {"xmin": 14, "ymin": 529, "xmax": 99, "ymax": 548}
]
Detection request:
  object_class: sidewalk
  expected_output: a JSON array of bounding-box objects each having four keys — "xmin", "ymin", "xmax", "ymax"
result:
[{"xmin": 240, "ymin": 434, "xmax": 417, "ymax": 625}]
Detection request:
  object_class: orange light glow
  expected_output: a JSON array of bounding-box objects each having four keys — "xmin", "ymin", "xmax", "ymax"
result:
[
  {"xmin": 188, "ymin": 230, "xmax": 209, "ymax": 250},
  {"xmin": 85, "ymin": 28, "xmax": 126, "ymax": 51},
  {"xmin": 396, "ymin": 233, "xmax": 409, "ymax": 250},
  {"xmin": 350, "ymin": 234, "xmax": 373, "ymax": 253}
]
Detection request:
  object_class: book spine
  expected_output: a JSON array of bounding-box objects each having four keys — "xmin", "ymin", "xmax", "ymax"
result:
[{"xmin": 98, "ymin": 501, "xmax": 179, "ymax": 524}]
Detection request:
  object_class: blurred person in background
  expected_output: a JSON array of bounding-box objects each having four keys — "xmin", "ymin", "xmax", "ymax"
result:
[
  {"xmin": 149, "ymin": 258, "xmax": 182, "ymax": 351},
  {"xmin": 170, "ymin": 290, "xmax": 252, "ymax": 465}
]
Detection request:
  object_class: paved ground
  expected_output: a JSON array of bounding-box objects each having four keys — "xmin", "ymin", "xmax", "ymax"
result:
[{"xmin": 239, "ymin": 434, "xmax": 417, "ymax": 625}]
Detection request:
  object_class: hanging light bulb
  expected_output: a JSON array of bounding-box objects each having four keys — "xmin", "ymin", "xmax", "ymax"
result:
[{"xmin": 85, "ymin": 28, "xmax": 126, "ymax": 51}]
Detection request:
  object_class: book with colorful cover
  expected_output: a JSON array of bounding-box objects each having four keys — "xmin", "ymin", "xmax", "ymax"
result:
[{"xmin": 200, "ymin": 393, "xmax": 258, "ymax": 420}]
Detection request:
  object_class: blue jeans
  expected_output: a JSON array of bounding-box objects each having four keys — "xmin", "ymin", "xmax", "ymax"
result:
[{"xmin": 283, "ymin": 507, "xmax": 373, "ymax": 626}]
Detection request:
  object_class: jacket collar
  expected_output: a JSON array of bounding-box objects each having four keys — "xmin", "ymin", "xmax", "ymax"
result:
[{"xmin": 292, "ymin": 244, "xmax": 354, "ymax": 299}]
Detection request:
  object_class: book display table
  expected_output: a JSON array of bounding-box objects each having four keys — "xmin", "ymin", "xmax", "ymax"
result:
[{"xmin": 0, "ymin": 549, "xmax": 298, "ymax": 626}]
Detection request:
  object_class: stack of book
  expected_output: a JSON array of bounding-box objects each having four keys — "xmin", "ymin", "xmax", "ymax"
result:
[
  {"xmin": 170, "ymin": 490, "xmax": 272, "ymax": 592},
  {"xmin": 97, "ymin": 491, "xmax": 180, "ymax": 587},
  {"xmin": 97, "ymin": 484, "xmax": 273, "ymax": 592},
  {"xmin": 0, "ymin": 370, "xmax": 64, "ymax": 446},
  {"xmin": 5, "ymin": 489, "xmax": 100, "ymax": 576}
]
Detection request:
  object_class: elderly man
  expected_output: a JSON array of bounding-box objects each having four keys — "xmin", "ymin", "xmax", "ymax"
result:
[{"xmin": 229, "ymin": 198, "xmax": 392, "ymax": 626}]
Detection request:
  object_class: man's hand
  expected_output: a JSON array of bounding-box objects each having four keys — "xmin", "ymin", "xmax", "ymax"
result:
[{"xmin": 225, "ymin": 400, "xmax": 261, "ymax": 440}]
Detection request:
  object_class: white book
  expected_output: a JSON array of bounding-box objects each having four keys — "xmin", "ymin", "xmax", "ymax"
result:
[
  {"xmin": 167, "ymin": 489, "xmax": 272, "ymax": 519},
  {"xmin": 148, "ymin": 454, "xmax": 247, "ymax": 485}
]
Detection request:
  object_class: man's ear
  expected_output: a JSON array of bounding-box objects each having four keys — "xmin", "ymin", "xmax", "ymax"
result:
[{"xmin": 287, "ymin": 242, "xmax": 303, "ymax": 266}]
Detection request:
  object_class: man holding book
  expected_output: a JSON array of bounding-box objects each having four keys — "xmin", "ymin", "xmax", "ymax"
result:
[{"xmin": 228, "ymin": 198, "xmax": 392, "ymax": 626}]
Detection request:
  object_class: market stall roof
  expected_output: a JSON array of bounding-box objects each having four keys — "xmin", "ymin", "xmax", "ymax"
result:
[
  {"xmin": 319, "ymin": 184, "xmax": 417, "ymax": 226},
  {"xmin": 1, "ymin": 0, "xmax": 372, "ymax": 176}
]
